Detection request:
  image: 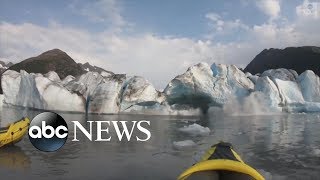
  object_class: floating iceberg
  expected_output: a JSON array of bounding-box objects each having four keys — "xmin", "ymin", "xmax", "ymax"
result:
[{"xmin": 178, "ymin": 123, "xmax": 210, "ymax": 136}]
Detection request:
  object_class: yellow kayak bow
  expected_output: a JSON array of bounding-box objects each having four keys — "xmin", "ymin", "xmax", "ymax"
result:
[{"xmin": 178, "ymin": 142, "xmax": 264, "ymax": 180}]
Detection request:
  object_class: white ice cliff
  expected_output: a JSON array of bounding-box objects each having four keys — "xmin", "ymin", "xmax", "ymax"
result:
[
  {"xmin": 120, "ymin": 76, "xmax": 165, "ymax": 111},
  {"xmin": 88, "ymin": 74, "xmax": 126, "ymax": 114},
  {"xmin": 2, "ymin": 62, "xmax": 320, "ymax": 114},
  {"xmin": 164, "ymin": 63, "xmax": 253, "ymax": 111},
  {"xmin": 1, "ymin": 70, "xmax": 169, "ymax": 114}
]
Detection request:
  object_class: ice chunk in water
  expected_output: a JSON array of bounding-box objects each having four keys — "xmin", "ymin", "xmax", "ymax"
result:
[
  {"xmin": 173, "ymin": 140, "xmax": 196, "ymax": 149},
  {"xmin": 312, "ymin": 148, "xmax": 320, "ymax": 157},
  {"xmin": 178, "ymin": 123, "xmax": 210, "ymax": 136},
  {"xmin": 258, "ymin": 169, "xmax": 273, "ymax": 180}
]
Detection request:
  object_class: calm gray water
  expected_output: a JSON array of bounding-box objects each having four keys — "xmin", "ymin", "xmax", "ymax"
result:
[{"xmin": 0, "ymin": 106, "xmax": 320, "ymax": 180}]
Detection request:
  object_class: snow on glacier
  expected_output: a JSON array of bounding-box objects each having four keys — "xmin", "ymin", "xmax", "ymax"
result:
[
  {"xmin": 2, "ymin": 70, "xmax": 22, "ymax": 105},
  {"xmin": 297, "ymin": 70, "xmax": 320, "ymax": 102}
]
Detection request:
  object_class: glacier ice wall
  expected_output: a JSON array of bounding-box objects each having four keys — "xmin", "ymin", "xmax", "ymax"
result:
[{"xmin": 3, "ymin": 62, "xmax": 320, "ymax": 115}]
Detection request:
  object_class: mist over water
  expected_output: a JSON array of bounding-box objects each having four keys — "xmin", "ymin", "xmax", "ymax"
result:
[
  {"xmin": 0, "ymin": 106, "xmax": 320, "ymax": 179},
  {"xmin": 223, "ymin": 93, "xmax": 282, "ymax": 116}
]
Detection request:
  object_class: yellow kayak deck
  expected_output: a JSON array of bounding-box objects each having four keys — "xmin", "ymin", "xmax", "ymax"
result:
[{"xmin": 0, "ymin": 117, "xmax": 30, "ymax": 147}]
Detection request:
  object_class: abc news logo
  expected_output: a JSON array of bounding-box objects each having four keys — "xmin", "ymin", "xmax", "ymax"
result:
[
  {"xmin": 300, "ymin": 2, "xmax": 319, "ymax": 17},
  {"xmin": 28, "ymin": 112, "xmax": 151, "ymax": 152}
]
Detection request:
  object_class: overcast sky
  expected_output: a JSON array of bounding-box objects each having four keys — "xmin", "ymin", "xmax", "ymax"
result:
[{"xmin": 0, "ymin": 0, "xmax": 320, "ymax": 88}]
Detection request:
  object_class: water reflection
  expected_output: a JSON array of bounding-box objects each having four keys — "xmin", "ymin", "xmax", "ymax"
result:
[{"xmin": 0, "ymin": 145, "xmax": 30, "ymax": 170}]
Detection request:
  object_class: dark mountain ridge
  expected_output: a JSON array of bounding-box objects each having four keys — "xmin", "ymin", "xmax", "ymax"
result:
[
  {"xmin": 79, "ymin": 62, "xmax": 114, "ymax": 75},
  {"xmin": 0, "ymin": 49, "xmax": 113, "ymax": 93},
  {"xmin": 244, "ymin": 46, "xmax": 320, "ymax": 76},
  {"xmin": 8, "ymin": 49, "xmax": 85, "ymax": 79}
]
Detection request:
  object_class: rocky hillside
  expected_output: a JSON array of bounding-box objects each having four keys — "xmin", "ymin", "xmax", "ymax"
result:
[
  {"xmin": 8, "ymin": 49, "xmax": 85, "ymax": 79},
  {"xmin": 244, "ymin": 46, "xmax": 320, "ymax": 76},
  {"xmin": 0, "ymin": 49, "xmax": 113, "ymax": 93},
  {"xmin": 79, "ymin": 62, "xmax": 114, "ymax": 75}
]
